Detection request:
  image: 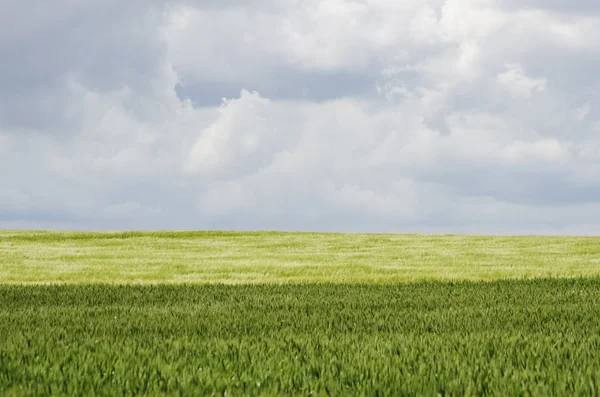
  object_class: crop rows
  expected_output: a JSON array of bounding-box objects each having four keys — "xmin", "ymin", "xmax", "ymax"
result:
[{"xmin": 2, "ymin": 279, "xmax": 600, "ymax": 395}]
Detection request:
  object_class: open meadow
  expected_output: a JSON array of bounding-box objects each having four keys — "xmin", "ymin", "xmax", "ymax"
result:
[{"xmin": 2, "ymin": 231, "xmax": 600, "ymax": 395}]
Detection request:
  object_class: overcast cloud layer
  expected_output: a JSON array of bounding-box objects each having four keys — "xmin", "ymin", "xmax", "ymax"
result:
[{"xmin": 2, "ymin": 0, "xmax": 600, "ymax": 234}]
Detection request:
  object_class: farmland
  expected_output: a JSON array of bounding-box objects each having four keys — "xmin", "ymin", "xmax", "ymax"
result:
[
  {"xmin": 2, "ymin": 231, "xmax": 600, "ymax": 395},
  {"xmin": 3, "ymin": 281, "xmax": 600, "ymax": 395},
  {"xmin": 2, "ymin": 230, "xmax": 600, "ymax": 283}
]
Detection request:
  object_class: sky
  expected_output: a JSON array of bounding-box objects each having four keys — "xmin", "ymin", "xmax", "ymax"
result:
[{"xmin": 1, "ymin": 0, "xmax": 600, "ymax": 234}]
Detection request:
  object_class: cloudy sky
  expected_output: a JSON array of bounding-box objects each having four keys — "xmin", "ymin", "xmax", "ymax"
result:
[{"xmin": 1, "ymin": 0, "xmax": 600, "ymax": 234}]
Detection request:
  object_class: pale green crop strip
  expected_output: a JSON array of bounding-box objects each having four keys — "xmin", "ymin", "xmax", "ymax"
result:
[{"xmin": 1, "ymin": 230, "xmax": 599, "ymax": 284}]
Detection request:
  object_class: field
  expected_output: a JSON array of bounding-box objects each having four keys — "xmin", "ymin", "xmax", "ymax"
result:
[
  {"xmin": 2, "ymin": 230, "xmax": 600, "ymax": 283},
  {"xmin": 2, "ymin": 231, "xmax": 600, "ymax": 396}
]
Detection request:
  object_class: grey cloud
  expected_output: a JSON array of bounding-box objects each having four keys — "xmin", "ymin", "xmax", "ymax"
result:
[
  {"xmin": 416, "ymin": 166, "xmax": 600, "ymax": 207},
  {"xmin": 0, "ymin": 1, "xmax": 168, "ymax": 131},
  {"xmin": 1, "ymin": 0, "xmax": 600, "ymax": 234},
  {"xmin": 499, "ymin": 0, "xmax": 600, "ymax": 14},
  {"xmin": 175, "ymin": 69, "xmax": 378, "ymax": 106}
]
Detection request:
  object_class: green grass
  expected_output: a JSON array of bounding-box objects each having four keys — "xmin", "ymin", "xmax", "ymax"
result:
[
  {"xmin": 2, "ymin": 280, "xmax": 600, "ymax": 396},
  {"xmin": 3, "ymin": 231, "xmax": 600, "ymax": 395},
  {"xmin": 1, "ymin": 230, "xmax": 600, "ymax": 284}
]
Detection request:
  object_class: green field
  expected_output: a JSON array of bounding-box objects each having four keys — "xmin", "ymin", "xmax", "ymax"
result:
[
  {"xmin": 2, "ymin": 231, "xmax": 600, "ymax": 283},
  {"xmin": 2, "ymin": 231, "xmax": 600, "ymax": 396},
  {"xmin": 3, "ymin": 281, "xmax": 600, "ymax": 396}
]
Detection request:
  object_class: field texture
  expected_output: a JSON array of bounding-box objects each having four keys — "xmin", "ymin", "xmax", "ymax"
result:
[
  {"xmin": 2, "ymin": 230, "xmax": 600, "ymax": 283},
  {"xmin": 2, "ymin": 281, "xmax": 600, "ymax": 396},
  {"xmin": 2, "ymin": 231, "xmax": 600, "ymax": 396}
]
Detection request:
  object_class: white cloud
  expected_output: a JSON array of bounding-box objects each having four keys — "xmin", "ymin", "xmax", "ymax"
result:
[
  {"xmin": 513, "ymin": 11, "xmax": 600, "ymax": 51},
  {"xmin": 497, "ymin": 63, "xmax": 547, "ymax": 98},
  {"xmin": 197, "ymin": 181, "xmax": 257, "ymax": 215},
  {"xmin": 438, "ymin": 0, "xmax": 507, "ymax": 42},
  {"xmin": 574, "ymin": 102, "xmax": 591, "ymax": 121},
  {"xmin": 503, "ymin": 139, "xmax": 565, "ymax": 164},
  {"xmin": 1, "ymin": 0, "xmax": 600, "ymax": 234},
  {"xmin": 322, "ymin": 179, "xmax": 420, "ymax": 220},
  {"xmin": 185, "ymin": 90, "xmax": 288, "ymax": 178}
]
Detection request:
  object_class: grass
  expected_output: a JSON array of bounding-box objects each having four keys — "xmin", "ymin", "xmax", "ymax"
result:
[
  {"xmin": 2, "ymin": 280, "xmax": 600, "ymax": 396},
  {"xmin": 1, "ymin": 230, "xmax": 600, "ymax": 284},
  {"xmin": 3, "ymin": 230, "xmax": 600, "ymax": 395}
]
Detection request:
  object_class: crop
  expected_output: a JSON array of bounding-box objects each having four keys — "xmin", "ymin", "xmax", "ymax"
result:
[
  {"xmin": 2, "ymin": 279, "xmax": 600, "ymax": 396},
  {"xmin": 2, "ymin": 231, "xmax": 600, "ymax": 284}
]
